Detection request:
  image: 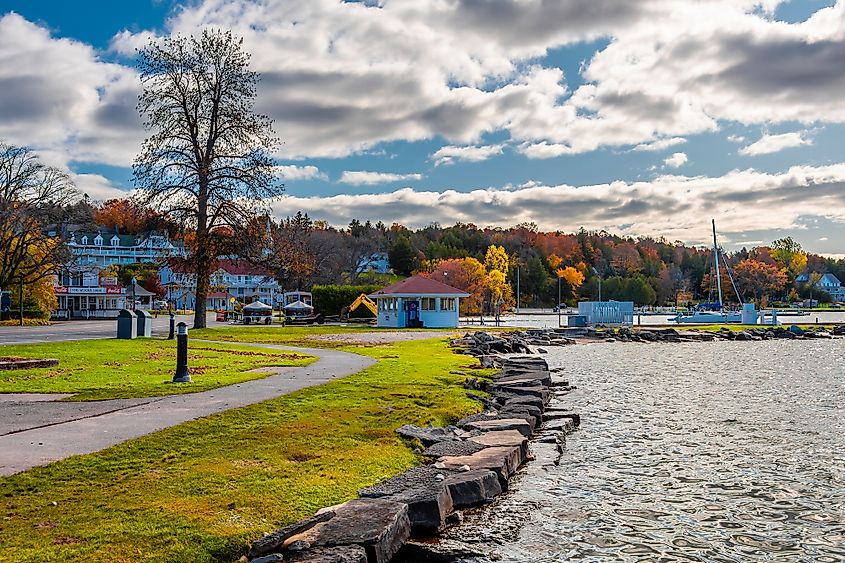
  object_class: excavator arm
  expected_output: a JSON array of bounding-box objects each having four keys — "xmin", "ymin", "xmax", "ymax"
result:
[{"xmin": 349, "ymin": 293, "xmax": 378, "ymax": 316}]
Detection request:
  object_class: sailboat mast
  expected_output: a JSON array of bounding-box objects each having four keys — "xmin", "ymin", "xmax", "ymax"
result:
[{"xmin": 712, "ymin": 219, "xmax": 723, "ymax": 308}]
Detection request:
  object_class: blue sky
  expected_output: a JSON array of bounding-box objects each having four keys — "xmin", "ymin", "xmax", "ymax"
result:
[{"xmin": 2, "ymin": 0, "xmax": 845, "ymax": 254}]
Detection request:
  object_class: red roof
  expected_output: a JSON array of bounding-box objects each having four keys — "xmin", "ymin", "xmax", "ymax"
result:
[
  {"xmin": 370, "ymin": 275, "xmax": 469, "ymax": 297},
  {"xmin": 207, "ymin": 292, "xmax": 234, "ymax": 299}
]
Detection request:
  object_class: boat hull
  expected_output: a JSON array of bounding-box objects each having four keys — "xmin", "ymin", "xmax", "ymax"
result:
[{"xmin": 669, "ymin": 311, "xmax": 742, "ymax": 324}]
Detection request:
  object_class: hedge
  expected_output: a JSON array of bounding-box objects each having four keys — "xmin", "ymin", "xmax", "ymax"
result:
[{"xmin": 311, "ymin": 284, "xmax": 384, "ymax": 318}]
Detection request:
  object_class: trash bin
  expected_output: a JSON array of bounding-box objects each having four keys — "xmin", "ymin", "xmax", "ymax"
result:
[
  {"xmin": 136, "ymin": 309, "xmax": 152, "ymax": 338},
  {"xmin": 216, "ymin": 309, "xmax": 225, "ymax": 322},
  {"xmin": 568, "ymin": 315, "xmax": 588, "ymax": 327},
  {"xmin": 117, "ymin": 309, "xmax": 137, "ymax": 339}
]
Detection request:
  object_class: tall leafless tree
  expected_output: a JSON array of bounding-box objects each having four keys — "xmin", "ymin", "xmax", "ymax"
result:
[
  {"xmin": 0, "ymin": 142, "xmax": 77, "ymax": 323},
  {"xmin": 133, "ymin": 30, "xmax": 281, "ymax": 328}
]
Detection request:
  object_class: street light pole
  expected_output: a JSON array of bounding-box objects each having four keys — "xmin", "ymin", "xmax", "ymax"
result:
[
  {"xmin": 558, "ymin": 275, "xmax": 562, "ymax": 328},
  {"xmin": 130, "ymin": 277, "xmax": 137, "ymax": 312}
]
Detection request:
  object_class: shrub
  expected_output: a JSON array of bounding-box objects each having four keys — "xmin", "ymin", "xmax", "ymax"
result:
[{"xmin": 312, "ymin": 284, "xmax": 383, "ymax": 318}]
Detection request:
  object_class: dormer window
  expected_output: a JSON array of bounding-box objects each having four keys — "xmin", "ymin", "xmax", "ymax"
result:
[
  {"xmin": 81, "ymin": 235, "xmax": 88, "ymax": 245},
  {"xmin": 111, "ymin": 235, "xmax": 120, "ymax": 247},
  {"xmin": 94, "ymin": 234, "xmax": 103, "ymax": 246}
]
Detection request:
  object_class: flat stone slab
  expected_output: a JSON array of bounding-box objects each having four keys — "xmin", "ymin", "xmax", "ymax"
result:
[
  {"xmin": 463, "ymin": 418, "xmax": 533, "ymax": 438},
  {"xmin": 469, "ymin": 430, "xmax": 528, "ymax": 460},
  {"xmin": 249, "ymin": 511, "xmax": 335, "ymax": 558},
  {"xmin": 283, "ymin": 545, "xmax": 368, "ymax": 562},
  {"xmin": 359, "ymin": 467, "xmax": 454, "ymax": 534},
  {"xmin": 0, "ymin": 358, "xmax": 58, "ymax": 370},
  {"xmin": 493, "ymin": 372, "xmax": 552, "ymax": 386},
  {"xmin": 441, "ymin": 468, "xmax": 502, "ymax": 508},
  {"xmin": 439, "ymin": 446, "xmax": 522, "ymax": 489},
  {"xmin": 422, "ymin": 439, "xmax": 487, "ymax": 458},
  {"xmin": 288, "ymin": 498, "xmax": 410, "ymax": 563}
]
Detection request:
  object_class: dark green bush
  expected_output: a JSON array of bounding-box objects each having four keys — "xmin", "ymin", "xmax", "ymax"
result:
[{"xmin": 312, "ymin": 284, "xmax": 384, "ymax": 317}]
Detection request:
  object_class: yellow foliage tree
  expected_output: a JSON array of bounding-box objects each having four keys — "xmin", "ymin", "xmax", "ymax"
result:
[
  {"xmin": 484, "ymin": 245, "xmax": 509, "ymax": 274},
  {"xmin": 547, "ymin": 253, "xmax": 563, "ymax": 271},
  {"xmin": 556, "ymin": 266, "xmax": 585, "ymax": 300}
]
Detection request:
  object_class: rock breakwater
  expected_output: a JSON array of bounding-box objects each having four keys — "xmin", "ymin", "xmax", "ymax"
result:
[{"xmin": 244, "ymin": 352, "xmax": 578, "ymax": 563}]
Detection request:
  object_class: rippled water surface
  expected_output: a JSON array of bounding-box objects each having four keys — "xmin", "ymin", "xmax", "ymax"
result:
[{"xmin": 448, "ymin": 339, "xmax": 845, "ymax": 562}]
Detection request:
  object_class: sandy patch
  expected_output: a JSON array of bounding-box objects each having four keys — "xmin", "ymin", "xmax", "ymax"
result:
[{"xmin": 312, "ymin": 331, "xmax": 456, "ymax": 345}]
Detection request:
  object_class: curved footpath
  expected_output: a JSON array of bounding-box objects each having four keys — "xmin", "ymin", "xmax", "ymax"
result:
[{"xmin": 0, "ymin": 343, "xmax": 375, "ymax": 477}]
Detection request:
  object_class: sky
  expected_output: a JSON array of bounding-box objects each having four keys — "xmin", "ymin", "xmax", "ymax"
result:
[{"xmin": 1, "ymin": 0, "xmax": 845, "ymax": 255}]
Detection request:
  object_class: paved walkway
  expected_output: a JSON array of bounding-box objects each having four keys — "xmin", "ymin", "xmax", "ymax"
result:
[{"xmin": 0, "ymin": 343, "xmax": 375, "ymax": 476}]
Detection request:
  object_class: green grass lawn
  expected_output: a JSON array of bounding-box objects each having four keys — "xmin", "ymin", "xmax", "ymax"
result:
[
  {"xmin": 0, "ymin": 339, "xmax": 315, "ymax": 401},
  {"xmin": 0, "ymin": 335, "xmax": 491, "ymax": 562}
]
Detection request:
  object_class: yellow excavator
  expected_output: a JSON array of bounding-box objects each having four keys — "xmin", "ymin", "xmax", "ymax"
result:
[{"xmin": 343, "ymin": 293, "xmax": 378, "ymax": 322}]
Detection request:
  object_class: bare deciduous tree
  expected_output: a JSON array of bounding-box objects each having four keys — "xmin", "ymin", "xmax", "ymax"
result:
[
  {"xmin": 133, "ymin": 30, "xmax": 281, "ymax": 328},
  {"xmin": 0, "ymin": 142, "xmax": 77, "ymax": 323}
]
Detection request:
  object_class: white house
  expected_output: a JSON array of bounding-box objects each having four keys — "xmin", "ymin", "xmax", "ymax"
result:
[
  {"xmin": 795, "ymin": 272, "xmax": 845, "ymax": 302},
  {"xmin": 369, "ymin": 275, "xmax": 469, "ymax": 328},
  {"xmin": 159, "ymin": 259, "xmax": 280, "ymax": 308}
]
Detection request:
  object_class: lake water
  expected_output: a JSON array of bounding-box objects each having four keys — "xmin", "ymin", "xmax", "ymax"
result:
[
  {"xmin": 461, "ymin": 310, "xmax": 845, "ymax": 329},
  {"xmin": 444, "ymin": 339, "xmax": 845, "ymax": 562}
]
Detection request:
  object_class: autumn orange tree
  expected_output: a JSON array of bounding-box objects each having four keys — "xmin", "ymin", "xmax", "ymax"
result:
[
  {"xmin": 428, "ymin": 257, "xmax": 487, "ymax": 314},
  {"xmin": 733, "ymin": 259, "xmax": 787, "ymax": 304}
]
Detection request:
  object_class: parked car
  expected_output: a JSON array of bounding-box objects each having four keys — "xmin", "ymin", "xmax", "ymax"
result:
[{"xmin": 153, "ymin": 300, "xmax": 169, "ymax": 309}]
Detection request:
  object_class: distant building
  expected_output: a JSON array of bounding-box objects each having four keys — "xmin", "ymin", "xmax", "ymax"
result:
[
  {"xmin": 52, "ymin": 228, "xmax": 176, "ymax": 319},
  {"xmin": 795, "ymin": 272, "xmax": 845, "ymax": 302},
  {"xmin": 369, "ymin": 275, "xmax": 468, "ymax": 328},
  {"xmin": 54, "ymin": 266, "xmax": 156, "ymax": 319},
  {"xmin": 159, "ymin": 259, "xmax": 280, "ymax": 308},
  {"xmin": 66, "ymin": 230, "xmax": 181, "ymax": 268},
  {"xmin": 356, "ymin": 252, "xmax": 391, "ymax": 274},
  {"xmin": 578, "ymin": 301, "xmax": 635, "ymax": 326}
]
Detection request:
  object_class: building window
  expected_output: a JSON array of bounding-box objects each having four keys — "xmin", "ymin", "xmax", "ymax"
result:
[
  {"xmin": 421, "ymin": 297, "xmax": 436, "ymax": 310},
  {"xmin": 81, "ymin": 235, "xmax": 88, "ymax": 245},
  {"xmin": 441, "ymin": 298, "xmax": 455, "ymax": 311}
]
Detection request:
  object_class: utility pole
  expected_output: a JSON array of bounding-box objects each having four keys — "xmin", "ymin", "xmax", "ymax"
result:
[
  {"xmin": 516, "ymin": 267, "xmax": 520, "ymax": 313},
  {"xmin": 558, "ymin": 276, "xmax": 562, "ymax": 328}
]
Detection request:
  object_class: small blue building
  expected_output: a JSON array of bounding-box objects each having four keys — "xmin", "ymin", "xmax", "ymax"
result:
[{"xmin": 369, "ymin": 275, "xmax": 469, "ymax": 328}]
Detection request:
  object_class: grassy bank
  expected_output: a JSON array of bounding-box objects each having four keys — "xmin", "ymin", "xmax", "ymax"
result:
[
  {"xmin": 0, "ymin": 339, "xmax": 314, "ymax": 401},
  {"xmin": 0, "ymin": 335, "xmax": 489, "ymax": 562}
]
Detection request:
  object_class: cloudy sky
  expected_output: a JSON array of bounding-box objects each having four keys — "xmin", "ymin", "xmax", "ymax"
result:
[{"xmin": 2, "ymin": 0, "xmax": 845, "ymax": 254}]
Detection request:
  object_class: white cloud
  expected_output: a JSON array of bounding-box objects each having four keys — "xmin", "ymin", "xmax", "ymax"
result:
[
  {"xmin": 338, "ymin": 171, "xmax": 424, "ymax": 185},
  {"xmin": 71, "ymin": 173, "xmax": 132, "ymax": 202},
  {"xmin": 633, "ymin": 137, "xmax": 687, "ymax": 152},
  {"xmin": 517, "ymin": 142, "xmax": 574, "ymax": 159},
  {"xmin": 273, "ymin": 162, "xmax": 845, "ymax": 247},
  {"xmin": 275, "ymin": 164, "xmax": 327, "ymax": 181},
  {"xmin": 0, "ymin": 13, "xmax": 143, "ymax": 167},
  {"xmin": 431, "ymin": 144, "xmax": 505, "ymax": 165},
  {"xmin": 663, "ymin": 152, "xmax": 688, "ymax": 168},
  {"xmin": 4, "ymin": 1, "xmax": 845, "ymax": 168},
  {"xmin": 738, "ymin": 131, "xmax": 812, "ymax": 156}
]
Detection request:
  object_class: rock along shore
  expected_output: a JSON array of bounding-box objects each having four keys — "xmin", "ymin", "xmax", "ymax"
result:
[{"xmin": 242, "ymin": 337, "xmax": 579, "ymax": 563}]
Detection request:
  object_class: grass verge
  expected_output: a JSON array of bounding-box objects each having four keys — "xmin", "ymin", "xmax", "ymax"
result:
[
  {"xmin": 0, "ymin": 335, "xmax": 491, "ymax": 562},
  {"xmin": 0, "ymin": 339, "xmax": 314, "ymax": 401}
]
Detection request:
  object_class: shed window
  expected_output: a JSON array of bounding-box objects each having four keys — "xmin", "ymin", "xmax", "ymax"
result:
[
  {"xmin": 440, "ymin": 298, "xmax": 456, "ymax": 311},
  {"xmin": 421, "ymin": 297, "xmax": 436, "ymax": 310}
]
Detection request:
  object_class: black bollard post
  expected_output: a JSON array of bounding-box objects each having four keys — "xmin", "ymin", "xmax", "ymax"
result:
[
  {"xmin": 168, "ymin": 313, "xmax": 175, "ymax": 340},
  {"xmin": 173, "ymin": 322, "xmax": 191, "ymax": 383}
]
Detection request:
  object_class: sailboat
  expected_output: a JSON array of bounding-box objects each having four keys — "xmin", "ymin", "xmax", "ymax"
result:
[{"xmin": 670, "ymin": 220, "xmax": 743, "ymax": 324}]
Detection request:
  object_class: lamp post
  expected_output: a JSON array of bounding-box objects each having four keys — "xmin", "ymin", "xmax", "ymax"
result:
[
  {"xmin": 557, "ymin": 275, "xmax": 562, "ymax": 328},
  {"xmin": 592, "ymin": 266, "xmax": 602, "ymax": 302},
  {"xmin": 173, "ymin": 322, "xmax": 191, "ymax": 382},
  {"xmin": 130, "ymin": 277, "xmax": 137, "ymax": 311}
]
